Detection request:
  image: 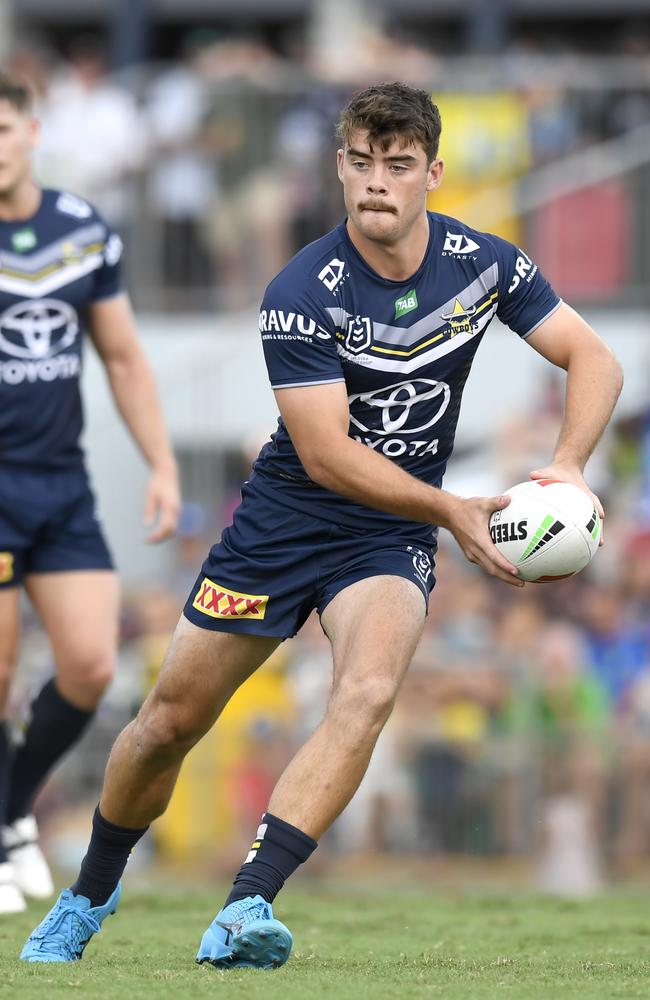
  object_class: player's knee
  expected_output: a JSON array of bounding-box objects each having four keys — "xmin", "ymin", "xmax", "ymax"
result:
[
  {"xmin": 60, "ymin": 649, "xmax": 115, "ymax": 705},
  {"xmin": 360, "ymin": 677, "xmax": 399, "ymax": 727},
  {"xmin": 334, "ymin": 674, "xmax": 398, "ymax": 732},
  {"xmin": 135, "ymin": 697, "xmax": 203, "ymax": 760}
]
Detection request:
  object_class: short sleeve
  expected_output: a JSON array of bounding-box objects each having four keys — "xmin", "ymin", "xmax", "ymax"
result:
[
  {"xmin": 495, "ymin": 239, "xmax": 561, "ymax": 338},
  {"xmin": 260, "ymin": 276, "xmax": 344, "ymax": 390},
  {"xmin": 91, "ymin": 224, "xmax": 123, "ymax": 302}
]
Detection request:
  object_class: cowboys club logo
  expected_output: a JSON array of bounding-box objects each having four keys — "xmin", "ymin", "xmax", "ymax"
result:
[
  {"xmin": 348, "ymin": 378, "xmax": 451, "ymax": 437},
  {"xmin": 0, "ymin": 299, "xmax": 79, "ymax": 359},
  {"xmin": 344, "ymin": 315, "xmax": 372, "ymax": 354}
]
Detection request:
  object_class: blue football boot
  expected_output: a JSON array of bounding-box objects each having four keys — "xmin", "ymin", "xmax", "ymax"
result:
[
  {"xmin": 197, "ymin": 894, "xmax": 292, "ymax": 970},
  {"xmin": 20, "ymin": 884, "xmax": 121, "ymax": 962}
]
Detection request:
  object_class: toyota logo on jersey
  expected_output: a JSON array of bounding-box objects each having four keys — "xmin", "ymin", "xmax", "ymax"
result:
[
  {"xmin": 0, "ymin": 299, "xmax": 79, "ymax": 360},
  {"xmin": 348, "ymin": 378, "xmax": 451, "ymax": 437}
]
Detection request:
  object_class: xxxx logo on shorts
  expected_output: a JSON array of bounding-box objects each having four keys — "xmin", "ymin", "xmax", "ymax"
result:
[
  {"xmin": 0, "ymin": 552, "xmax": 14, "ymax": 583},
  {"xmin": 192, "ymin": 577, "xmax": 268, "ymax": 619}
]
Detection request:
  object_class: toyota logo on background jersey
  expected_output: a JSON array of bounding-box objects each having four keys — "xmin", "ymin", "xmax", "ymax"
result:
[
  {"xmin": 348, "ymin": 378, "xmax": 451, "ymax": 436},
  {"xmin": 0, "ymin": 299, "xmax": 79, "ymax": 359}
]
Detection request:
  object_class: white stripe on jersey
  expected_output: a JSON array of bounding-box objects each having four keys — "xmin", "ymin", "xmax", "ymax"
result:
[
  {"xmin": 326, "ymin": 262, "xmax": 499, "ymax": 350},
  {"xmin": 0, "ymin": 223, "xmax": 106, "ymax": 273},
  {"xmin": 272, "ymin": 377, "xmax": 346, "ymax": 389},
  {"xmin": 0, "ymin": 254, "xmax": 104, "ymax": 298},
  {"xmin": 335, "ymin": 306, "xmax": 497, "ymax": 374},
  {"xmin": 521, "ymin": 300, "xmax": 563, "ymax": 338}
]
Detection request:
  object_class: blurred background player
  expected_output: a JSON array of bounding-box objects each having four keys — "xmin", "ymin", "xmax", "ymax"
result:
[
  {"xmin": 20, "ymin": 82, "xmax": 621, "ymax": 969},
  {"xmin": 0, "ymin": 72, "xmax": 180, "ymax": 913}
]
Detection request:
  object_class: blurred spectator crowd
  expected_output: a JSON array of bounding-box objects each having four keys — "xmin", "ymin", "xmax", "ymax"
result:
[{"xmin": 4, "ymin": 22, "xmax": 650, "ymax": 311}]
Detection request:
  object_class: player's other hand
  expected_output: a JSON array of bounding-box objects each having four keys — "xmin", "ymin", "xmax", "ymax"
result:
[
  {"xmin": 445, "ymin": 494, "xmax": 525, "ymax": 587},
  {"xmin": 144, "ymin": 463, "xmax": 181, "ymax": 542},
  {"xmin": 530, "ymin": 463, "xmax": 604, "ymax": 546}
]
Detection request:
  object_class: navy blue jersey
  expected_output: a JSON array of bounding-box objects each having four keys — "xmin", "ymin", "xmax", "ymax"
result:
[
  {"xmin": 254, "ymin": 211, "xmax": 561, "ymax": 533},
  {"xmin": 0, "ymin": 188, "xmax": 122, "ymax": 468}
]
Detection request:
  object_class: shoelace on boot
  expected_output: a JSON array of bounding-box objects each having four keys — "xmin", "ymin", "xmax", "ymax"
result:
[
  {"xmin": 216, "ymin": 899, "xmax": 272, "ymax": 941},
  {"xmin": 31, "ymin": 903, "xmax": 101, "ymax": 959}
]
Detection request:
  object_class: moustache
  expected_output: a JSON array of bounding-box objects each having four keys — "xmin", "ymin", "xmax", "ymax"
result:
[{"xmin": 358, "ymin": 202, "xmax": 396, "ymax": 214}]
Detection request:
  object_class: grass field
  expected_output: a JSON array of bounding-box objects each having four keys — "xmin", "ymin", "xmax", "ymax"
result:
[{"xmin": 3, "ymin": 885, "xmax": 650, "ymax": 999}]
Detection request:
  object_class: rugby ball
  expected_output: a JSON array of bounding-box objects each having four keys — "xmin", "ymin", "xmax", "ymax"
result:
[{"xmin": 488, "ymin": 479, "xmax": 601, "ymax": 582}]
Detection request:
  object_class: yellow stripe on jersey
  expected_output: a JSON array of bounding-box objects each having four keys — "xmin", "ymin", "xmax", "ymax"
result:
[
  {"xmin": 371, "ymin": 331, "xmax": 445, "ymax": 357},
  {"xmin": 370, "ymin": 291, "xmax": 498, "ymax": 358}
]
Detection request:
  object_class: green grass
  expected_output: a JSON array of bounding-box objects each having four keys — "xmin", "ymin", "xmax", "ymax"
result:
[{"xmin": 3, "ymin": 886, "xmax": 650, "ymax": 999}]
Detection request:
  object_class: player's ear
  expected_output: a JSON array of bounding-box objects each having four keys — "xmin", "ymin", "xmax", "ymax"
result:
[
  {"xmin": 336, "ymin": 148, "xmax": 345, "ymax": 183},
  {"xmin": 27, "ymin": 115, "xmax": 40, "ymax": 149},
  {"xmin": 426, "ymin": 159, "xmax": 444, "ymax": 192}
]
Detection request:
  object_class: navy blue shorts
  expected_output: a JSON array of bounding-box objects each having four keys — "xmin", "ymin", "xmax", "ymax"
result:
[
  {"xmin": 0, "ymin": 465, "xmax": 113, "ymax": 588},
  {"xmin": 183, "ymin": 479, "xmax": 436, "ymax": 638}
]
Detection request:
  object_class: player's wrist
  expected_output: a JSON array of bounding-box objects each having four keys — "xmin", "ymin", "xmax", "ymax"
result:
[
  {"xmin": 430, "ymin": 488, "xmax": 463, "ymax": 530},
  {"xmin": 150, "ymin": 454, "xmax": 178, "ymax": 476},
  {"xmin": 546, "ymin": 456, "xmax": 586, "ymax": 477}
]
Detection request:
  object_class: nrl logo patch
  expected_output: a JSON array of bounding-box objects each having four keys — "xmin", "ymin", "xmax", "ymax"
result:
[
  {"xmin": 344, "ymin": 315, "xmax": 372, "ymax": 354},
  {"xmin": 394, "ymin": 289, "xmax": 418, "ymax": 320}
]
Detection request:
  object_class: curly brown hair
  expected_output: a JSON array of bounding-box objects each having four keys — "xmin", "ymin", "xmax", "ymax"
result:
[{"xmin": 336, "ymin": 82, "xmax": 441, "ymax": 162}]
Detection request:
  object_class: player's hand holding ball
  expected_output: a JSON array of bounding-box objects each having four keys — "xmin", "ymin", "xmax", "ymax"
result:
[
  {"xmin": 445, "ymin": 493, "xmax": 525, "ymax": 587},
  {"xmin": 489, "ymin": 477, "xmax": 602, "ymax": 582}
]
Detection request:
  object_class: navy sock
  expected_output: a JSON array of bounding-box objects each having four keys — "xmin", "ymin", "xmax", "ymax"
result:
[
  {"xmin": 226, "ymin": 812, "xmax": 317, "ymax": 906},
  {"xmin": 0, "ymin": 721, "xmax": 12, "ymax": 863},
  {"xmin": 6, "ymin": 679, "xmax": 94, "ymax": 824},
  {"xmin": 70, "ymin": 806, "xmax": 148, "ymax": 907}
]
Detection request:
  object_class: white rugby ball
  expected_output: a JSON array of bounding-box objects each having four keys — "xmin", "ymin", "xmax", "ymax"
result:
[{"xmin": 488, "ymin": 479, "xmax": 601, "ymax": 582}]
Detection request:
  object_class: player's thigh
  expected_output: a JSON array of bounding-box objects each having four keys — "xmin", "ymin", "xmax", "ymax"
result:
[
  {"xmin": 0, "ymin": 586, "xmax": 21, "ymax": 711},
  {"xmin": 25, "ymin": 569, "xmax": 120, "ymax": 678},
  {"xmin": 141, "ymin": 615, "xmax": 282, "ymax": 744},
  {"xmin": 321, "ymin": 574, "xmax": 426, "ymax": 707}
]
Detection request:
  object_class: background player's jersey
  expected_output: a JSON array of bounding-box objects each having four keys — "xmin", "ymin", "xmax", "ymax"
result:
[
  {"xmin": 254, "ymin": 211, "xmax": 561, "ymax": 535},
  {"xmin": 0, "ymin": 188, "xmax": 122, "ymax": 468}
]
